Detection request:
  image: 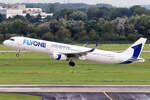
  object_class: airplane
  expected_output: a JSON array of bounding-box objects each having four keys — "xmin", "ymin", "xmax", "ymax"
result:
[{"xmin": 3, "ymin": 37, "xmax": 147, "ymax": 67}]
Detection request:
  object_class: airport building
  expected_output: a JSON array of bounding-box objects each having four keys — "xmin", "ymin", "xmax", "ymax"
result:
[
  {"xmin": 0, "ymin": 9, "xmax": 24, "ymax": 18},
  {"xmin": 0, "ymin": 4, "xmax": 53, "ymax": 19},
  {"xmin": 25, "ymin": 8, "xmax": 53, "ymax": 18}
]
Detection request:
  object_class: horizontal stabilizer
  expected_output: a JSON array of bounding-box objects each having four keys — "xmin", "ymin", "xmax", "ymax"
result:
[{"xmin": 128, "ymin": 58, "xmax": 145, "ymax": 63}]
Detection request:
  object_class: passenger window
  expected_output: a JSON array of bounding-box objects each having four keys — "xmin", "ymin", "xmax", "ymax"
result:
[{"xmin": 9, "ymin": 38, "xmax": 15, "ymax": 41}]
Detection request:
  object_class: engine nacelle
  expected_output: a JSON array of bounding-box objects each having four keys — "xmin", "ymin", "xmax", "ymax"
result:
[{"xmin": 51, "ymin": 53, "xmax": 67, "ymax": 60}]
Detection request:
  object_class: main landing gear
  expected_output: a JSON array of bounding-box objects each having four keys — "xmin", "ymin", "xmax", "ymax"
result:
[
  {"xmin": 16, "ymin": 49, "xmax": 20, "ymax": 57},
  {"xmin": 69, "ymin": 61, "xmax": 75, "ymax": 67}
]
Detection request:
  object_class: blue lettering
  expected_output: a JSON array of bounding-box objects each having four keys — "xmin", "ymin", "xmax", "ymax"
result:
[
  {"xmin": 23, "ymin": 39, "xmax": 27, "ymax": 44},
  {"xmin": 37, "ymin": 42, "xmax": 41, "ymax": 47},
  {"xmin": 40, "ymin": 43, "xmax": 46, "ymax": 48},
  {"xmin": 27, "ymin": 40, "xmax": 30, "ymax": 45},
  {"xmin": 33, "ymin": 41, "xmax": 38, "ymax": 46},
  {"xmin": 30, "ymin": 40, "xmax": 33, "ymax": 45},
  {"xmin": 23, "ymin": 39, "xmax": 46, "ymax": 48}
]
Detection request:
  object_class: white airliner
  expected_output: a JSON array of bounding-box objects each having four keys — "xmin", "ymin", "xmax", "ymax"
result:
[{"xmin": 3, "ymin": 37, "xmax": 147, "ymax": 67}]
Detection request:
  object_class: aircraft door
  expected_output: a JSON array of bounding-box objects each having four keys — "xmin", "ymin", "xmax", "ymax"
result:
[{"xmin": 17, "ymin": 39, "xmax": 24, "ymax": 50}]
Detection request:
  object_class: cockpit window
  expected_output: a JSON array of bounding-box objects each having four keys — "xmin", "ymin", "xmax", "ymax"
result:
[{"xmin": 9, "ymin": 38, "xmax": 15, "ymax": 41}]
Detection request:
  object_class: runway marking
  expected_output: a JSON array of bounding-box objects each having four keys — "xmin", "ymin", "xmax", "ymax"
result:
[{"xmin": 103, "ymin": 91, "xmax": 113, "ymax": 100}]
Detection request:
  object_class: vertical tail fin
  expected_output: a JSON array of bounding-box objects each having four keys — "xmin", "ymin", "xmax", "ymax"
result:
[{"xmin": 122, "ymin": 38, "xmax": 147, "ymax": 59}]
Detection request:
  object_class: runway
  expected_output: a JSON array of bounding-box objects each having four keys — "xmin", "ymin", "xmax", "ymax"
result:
[
  {"xmin": 0, "ymin": 85, "xmax": 150, "ymax": 92},
  {"xmin": 1, "ymin": 85, "xmax": 150, "ymax": 100}
]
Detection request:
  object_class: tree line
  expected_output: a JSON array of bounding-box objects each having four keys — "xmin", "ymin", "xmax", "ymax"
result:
[{"xmin": 0, "ymin": 4, "xmax": 150, "ymax": 43}]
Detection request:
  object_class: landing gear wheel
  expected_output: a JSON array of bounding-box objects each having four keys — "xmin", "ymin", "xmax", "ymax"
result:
[
  {"xmin": 69, "ymin": 61, "xmax": 75, "ymax": 67},
  {"xmin": 16, "ymin": 53, "xmax": 19, "ymax": 57}
]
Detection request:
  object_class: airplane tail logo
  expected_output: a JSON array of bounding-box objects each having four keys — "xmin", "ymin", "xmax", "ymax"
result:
[{"xmin": 131, "ymin": 43, "xmax": 142, "ymax": 59}]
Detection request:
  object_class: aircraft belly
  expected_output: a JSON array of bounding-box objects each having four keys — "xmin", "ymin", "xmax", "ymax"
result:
[{"xmin": 86, "ymin": 53, "xmax": 123, "ymax": 64}]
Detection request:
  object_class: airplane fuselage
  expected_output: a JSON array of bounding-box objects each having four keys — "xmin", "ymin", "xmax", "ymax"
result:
[{"xmin": 3, "ymin": 37, "xmax": 132, "ymax": 64}]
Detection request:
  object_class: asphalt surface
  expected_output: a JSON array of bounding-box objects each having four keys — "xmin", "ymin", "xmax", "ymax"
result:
[
  {"xmin": 0, "ymin": 85, "xmax": 150, "ymax": 92},
  {"xmin": 30, "ymin": 92, "xmax": 150, "ymax": 100},
  {"xmin": 1, "ymin": 85, "xmax": 150, "ymax": 100}
]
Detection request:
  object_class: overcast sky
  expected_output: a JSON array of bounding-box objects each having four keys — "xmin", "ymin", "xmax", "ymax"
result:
[{"xmin": 0, "ymin": 0, "xmax": 150, "ymax": 7}]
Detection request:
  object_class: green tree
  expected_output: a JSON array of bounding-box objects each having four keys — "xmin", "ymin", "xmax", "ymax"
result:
[
  {"xmin": 101, "ymin": 21, "xmax": 117, "ymax": 41},
  {"xmin": 77, "ymin": 30, "xmax": 89, "ymax": 41},
  {"xmin": 129, "ymin": 15, "xmax": 150, "ymax": 38},
  {"xmin": 101, "ymin": 33, "xmax": 119, "ymax": 41},
  {"xmin": 44, "ymin": 16, "xmax": 53, "ymax": 22},
  {"xmin": 128, "ymin": 33, "xmax": 143, "ymax": 41},
  {"xmin": 27, "ymin": 33, "xmax": 38, "ymax": 38},
  {"xmin": 111, "ymin": 8, "xmax": 132, "ymax": 19},
  {"xmin": 5, "ymin": 33, "xmax": 17, "ymax": 39},
  {"xmin": 0, "ymin": 14, "xmax": 5, "ymax": 23},
  {"xmin": 87, "ymin": 7, "xmax": 100, "ymax": 19},
  {"xmin": 35, "ymin": 23, "xmax": 50, "ymax": 37},
  {"xmin": 8, "ymin": 15, "xmax": 26, "ymax": 21},
  {"xmin": 67, "ymin": 20, "xmax": 85, "ymax": 37},
  {"xmin": 85, "ymin": 19, "xmax": 99, "ymax": 32},
  {"xmin": 103, "ymin": 21, "xmax": 115, "ymax": 34},
  {"xmin": 113, "ymin": 17, "xmax": 127, "ymax": 36},
  {"xmin": 96, "ymin": 18, "xmax": 106, "ymax": 36},
  {"xmin": 130, "ymin": 6, "xmax": 150, "ymax": 15},
  {"xmin": 87, "ymin": 7, "xmax": 110, "ymax": 20},
  {"xmin": 9, "ymin": 19, "xmax": 29, "ymax": 35},
  {"xmin": 59, "ymin": 18, "xmax": 67, "ymax": 27},
  {"xmin": 0, "ymin": 33, "xmax": 4, "ymax": 41},
  {"xmin": 35, "ymin": 14, "xmax": 42, "ymax": 22},
  {"xmin": 49, "ymin": 19, "xmax": 61, "ymax": 33},
  {"xmin": 42, "ymin": 32, "xmax": 54, "ymax": 41},
  {"xmin": 124, "ymin": 24, "xmax": 137, "ymax": 37},
  {"xmin": 47, "ymin": 4, "xmax": 56, "ymax": 13},
  {"xmin": 55, "ymin": 27, "xmax": 71, "ymax": 41},
  {"xmin": 54, "ymin": 8, "xmax": 75, "ymax": 20},
  {"xmin": 25, "ymin": 14, "xmax": 34, "ymax": 23},
  {"xmin": 0, "ymin": 22, "xmax": 10, "ymax": 36},
  {"xmin": 70, "ymin": 10, "xmax": 87, "ymax": 21},
  {"xmin": 89, "ymin": 29, "xmax": 99, "ymax": 41}
]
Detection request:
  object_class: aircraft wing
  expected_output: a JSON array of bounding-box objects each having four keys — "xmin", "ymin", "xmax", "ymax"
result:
[{"xmin": 62, "ymin": 44, "xmax": 98, "ymax": 58}]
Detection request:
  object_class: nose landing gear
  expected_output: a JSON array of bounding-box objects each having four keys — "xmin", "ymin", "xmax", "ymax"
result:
[{"xmin": 16, "ymin": 49, "xmax": 20, "ymax": 57}]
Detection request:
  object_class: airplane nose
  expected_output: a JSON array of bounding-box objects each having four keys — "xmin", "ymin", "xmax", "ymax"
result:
[{"xmin": 3, "ymin": 40, "xmax": 7, "ymax": 46}]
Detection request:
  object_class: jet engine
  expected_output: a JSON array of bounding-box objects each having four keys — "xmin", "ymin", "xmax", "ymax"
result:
[{"xmin": 51, "ymin": 53, "xmax": 68, "ymax": 60}]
